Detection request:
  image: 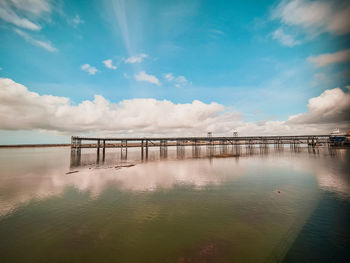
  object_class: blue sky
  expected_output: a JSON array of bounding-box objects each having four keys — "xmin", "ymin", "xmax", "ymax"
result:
[{"xmin": 0, "ymin": 0, "xmax": 349, "ymax": 143}]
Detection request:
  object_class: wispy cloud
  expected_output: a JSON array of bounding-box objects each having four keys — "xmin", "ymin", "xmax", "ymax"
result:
[
  {"xmin": 210, "ymin": 29, "xmax": 224, "ymax": 35},
  {"xmin": 272, "ymin": 28, "xmax": 300, "ymax": 47},
  {"xmin": 72, "ymin": 14, "xmax": 84, "ymax": 27},
  {"xmin": 164, "ymin": 73, "xmax": 189, "ymax": 87},
  {"xmin": 0, "ymin": 0, "xmax": 51, "ymax": 31},
  {"xmin": 14, "ymin": 28, "xmax": 57, "ymax": 52},
  {"xmin": 308, "ymin": 49, "xmax": 350, "ymax": 67},
  {"xmin": 103, "ymin": 59, "xmax": 117, "ymax": 70},
  {"xmin": 134, "ymin": 71, "xmax": 160, "ymax": 85},
  {"xmin": 8, "ymin": 0, "xmax": 51, "ymax": 16},
  {"xmin": 0, "ymin": 7, "xmax": 40, "ymax": 30},
  {"xmin": 164, "ymin": 73, "xmax": 174, "ymax": 81},
  {"xmin": 110, "ymin": 0, "xmax": 132, "ymax": 54},
  {"xmin": 125, "ymin": 53, "xmax": 148, "ymax": 64},
  {"xmin": 81, "ymin": 64, "xmax": 98, "ymax": 75}
]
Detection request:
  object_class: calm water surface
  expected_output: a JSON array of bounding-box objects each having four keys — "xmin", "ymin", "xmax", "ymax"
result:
[{"xmin": 0, "ymin": 146, "xmax": 349, "ymax": 262}]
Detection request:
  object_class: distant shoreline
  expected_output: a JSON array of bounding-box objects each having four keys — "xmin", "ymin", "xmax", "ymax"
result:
[{"xmin": 0, "ymin": 144, "xmax": 70, "ymax": 148}]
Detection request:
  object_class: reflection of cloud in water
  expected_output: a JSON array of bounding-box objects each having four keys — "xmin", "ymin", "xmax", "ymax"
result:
[
  {"xmin": 59, "ymin": 160, "xmax": 245, "ymax": 193},
  {"xmin": 0, "ymin": 148, "xmax": 349, "ymax": 216},
  {"xmin": 316, "ymin": 170, "xmax": 350, "ymax": 197},
  {"xmin": 0, "ymin": 159, "xmax": 244, "ymax": 216},
  {"xmin": 290, "ymin": 149, "xmax": 350, "ymax": 198}
]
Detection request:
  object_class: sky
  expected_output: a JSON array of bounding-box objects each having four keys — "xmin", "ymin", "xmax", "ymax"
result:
[{"xmin": 0, "ymin": 0, "xmax": 349, "ymax": 144}]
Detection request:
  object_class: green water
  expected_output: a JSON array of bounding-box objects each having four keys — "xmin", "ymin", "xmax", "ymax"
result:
[{"xmin": 0, "ymin": 147, "xmax": 349, "ymax": 262}]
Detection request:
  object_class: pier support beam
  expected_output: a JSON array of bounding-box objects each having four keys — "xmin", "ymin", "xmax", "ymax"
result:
[
  {"xmin": 141, "ymin": 140, "xmax": 144, "ymax": 160},
  {"xmin": 176, "ymin": 140, "xmax": 185, "ymax": 159},
  {"xmin": 207, "ymin": 139, "xmax": 214, "ymax": 157},
  {"xmin": 192, "ymin": 139, "xmax": 200, "ymax": 157},
  {"xmin": 121, "ymin": 140, "xmax": 128, "ymax": 160},
  {"xmin": 102, "ymin": 140, "xmax": 106, "ymax": 162},
  {"xmin": 160, "ymin": 140, "xmax": 168, "ymax": 158}
]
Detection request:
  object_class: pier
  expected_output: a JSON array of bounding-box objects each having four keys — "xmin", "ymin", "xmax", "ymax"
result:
[{"xmin": 70, "ymin": 135, "xmax": 342, "ymax": 164}]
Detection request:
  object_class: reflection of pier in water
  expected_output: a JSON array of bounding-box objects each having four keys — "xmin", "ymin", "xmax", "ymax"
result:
[{"xmin": 70, "ymin": 135, "xmax": 337, "ymax": 167}]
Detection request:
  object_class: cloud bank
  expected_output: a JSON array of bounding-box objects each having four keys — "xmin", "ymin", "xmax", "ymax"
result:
[{"xmin": 0, "ymin": 78, "xmax": 349, "ymax": 136}]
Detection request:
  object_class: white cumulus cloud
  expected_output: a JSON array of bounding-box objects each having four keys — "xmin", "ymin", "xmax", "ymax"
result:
[
  {"xmin": 134, "ymin": 71, "xmax": 160, "ymax": 86},
  {"xmin": 125, "ymin": 53, "xmax": 148, "ymax": 64},
  {"xmin": 81, "ymin": 64, "xmax": 98, "ymax": 75},
  {"xmin": 308, "ymin": 49, "xmax": 350, "ymax": 67},
  {"xmin": 288, "ymin": 88, "xmax": 350, "ymax": 124},
  {"xmin": 0, "ymin": 78, "xmax": 349, "ymax": 136},
  {"xmin": 103, "ymin": 59, "xmax": 117, "ymax": 70}
]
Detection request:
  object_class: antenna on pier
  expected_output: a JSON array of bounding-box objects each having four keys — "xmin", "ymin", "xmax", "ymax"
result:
[
  {"xmin": 207, "ymin": 132, "xmax": 212, "ymax": 138},
  {"xmin": 233, "ymin": 130, "xmax": 238, "ymax": 137}
]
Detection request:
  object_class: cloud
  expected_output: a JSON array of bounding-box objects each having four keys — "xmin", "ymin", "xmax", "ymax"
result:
[
  {"xmin": 0, "ymin": 0, "xmax": 51, "ymax": 30},
  {"xmin": 71, "ymin": 14, "xmax": 84, "ymax": 27},
  {"xmin": 0, "ymin": 6, "xmax": 41, "ymax": 30},
  {"xmin": 164, "ymin": 73, "xmax": 174, "ymax": 81},
  {"xmin": 125, "ymin": 53, "xmax": 148, "ymax": 64},
  {"xmin": 8, "ymin": 0, "xmax": 51, "ymax": 16},
  {"xmin": 272, "ymin": 0, "xmax": 350, "ymax": 36},
  {"xmin": 1, "ymin": 78, "xmax": 349, "ymax": 136},
  {"xmin": 0, "ymin": 78, "xmax": 227, "ymax": 133},
  {"xmin": 174, "ymin": 76, "xmax": 188, "ymax": 88},
  {"xmin": 210, "ymin": 29, "xmax": 224, "ymax": 35},
  {"xmin": 134, "ymin": 71, "xmax": 160, "ymax": 85},
  {"xmin": 287, "ymin": 88, "xmax": 350, "ymax": 124},
  {"xmin": 110, "ymin": 0, "xmax": 132, "ymax": 54},
  {"xmin": 14, "ymin": 28, "xmax": 57, "ymax": 52},
  {"xmin": 102, "ymin": 59, "xmax": 117, "ymax": 70},
  {"xmin": 272, "ymin": 28, "xmax": 300, "ymax": 47},
  {"xmin": 81, "ymin": 64, "xmax": 98, "ymax": 75},
  {"xmin": 164, "ymin": 73, "xmax": 189, "ymax": 87},
  {"xmin": 308, "ymin": 49, "xmax": 350, "ymax": 67},
  {"xmin": 326, "ymin": 4, "xmax": 350, "ymax": 35}
]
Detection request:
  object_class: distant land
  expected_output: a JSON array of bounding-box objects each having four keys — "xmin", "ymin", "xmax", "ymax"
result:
[{"xmin": 0, "ymin": 144, "xmax": 70, "ymax": 148}]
